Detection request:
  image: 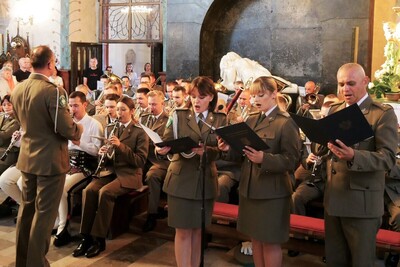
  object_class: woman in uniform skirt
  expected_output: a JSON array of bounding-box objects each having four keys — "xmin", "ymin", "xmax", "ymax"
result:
[
  {"xmin": 219, "ymin": 76, "xmax": 300, "ymax": 267},
  {"xmin": 156, "ymin": 76, "xmax": 226, "ymax": 267}
]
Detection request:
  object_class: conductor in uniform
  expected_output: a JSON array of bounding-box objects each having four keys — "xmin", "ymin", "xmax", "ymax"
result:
[
  {"xmin": 11, "ymin": 45, "xmax": 83, "ymax": 267},
  {"xmin": 324, "ymin": 63, "xmax": 398, "ymax": 267}
]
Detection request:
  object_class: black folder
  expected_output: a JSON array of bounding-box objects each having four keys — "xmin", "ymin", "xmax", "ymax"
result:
[
  {"xmin": 290, "ymin": 104, "xmax": 374, "ymax": 146},
  {"xmin": 215, "ymin": 122, "xmax": 269, "ymax": 152},
  {"xmin": 156, "ymin": 137, "xmax": 200, "ymax": 154}
]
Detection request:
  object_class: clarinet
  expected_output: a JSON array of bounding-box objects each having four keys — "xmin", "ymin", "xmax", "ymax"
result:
[
  {"xmin": 0, "ymin": 130, "xmax": 21, "ymax": 161},
  {"xmin": 93, "ymin": 119, "xmax": 120, "ymax": 176}
]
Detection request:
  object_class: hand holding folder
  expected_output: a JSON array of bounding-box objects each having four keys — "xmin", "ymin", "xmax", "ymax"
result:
[
  {"xmin": 140, "ymin": 123, "xmax": 199, "ymax": 154},
  {"xmin": 290, "ymin": 104, "xmax": 374, "ymax": 146},
  {"xmin": 199, "ymin": 119, "xmax": 269, "ymax": 152}
]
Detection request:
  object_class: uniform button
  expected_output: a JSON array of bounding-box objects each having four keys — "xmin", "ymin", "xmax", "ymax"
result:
[{"xmin": 331, "ymin": 169, "xmax": 336, "ymax": 174}]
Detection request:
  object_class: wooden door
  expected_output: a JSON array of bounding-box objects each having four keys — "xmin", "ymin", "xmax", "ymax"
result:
[{"xmin": 70, "ymin": 42, "xmax": 103, "ymax": 92}]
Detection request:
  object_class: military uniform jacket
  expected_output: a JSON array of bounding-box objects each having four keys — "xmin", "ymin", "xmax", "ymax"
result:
[
  {"xmin": 0, "ymin": 114, "xmax": 20, "ymax": 149},
  {"xmin": 11, "ymin": 73, "xmax": 82, "ymax": 176},
  {"xmin": 106, "ymin": 122, "xmax": 149, "ymax": 189},
  {"xmin": 224, "ymin": 107, "xmax": 300, "ymax": 199},
  {"xmin": 162, "ymin": 108, "xmax": 227, "ymax": 200},
  {"xmin": 141, "ymin": 111, "xmax": 170, "ymax": 169},
  {"xmin": 386, "ymin": 145, "xmax": 400, "ymax": 207},
  {"xmin": 324, "ymin": 97, "xmax": 398, "ymax": 218}
]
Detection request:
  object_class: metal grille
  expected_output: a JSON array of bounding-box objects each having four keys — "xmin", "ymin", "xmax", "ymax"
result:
[{"xmin": 100, "ymin": 0, "xmax": 161, "ymax": 43}]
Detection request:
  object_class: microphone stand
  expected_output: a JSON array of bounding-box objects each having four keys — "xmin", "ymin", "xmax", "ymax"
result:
[{"xmin": 199, "ymin": 117, "xmax": 216, "ymax": 267}]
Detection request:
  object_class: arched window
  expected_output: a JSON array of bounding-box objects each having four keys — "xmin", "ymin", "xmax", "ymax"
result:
[{"xmin": 100, "ymin": 0, "xmax": 162, "ymax": 43}]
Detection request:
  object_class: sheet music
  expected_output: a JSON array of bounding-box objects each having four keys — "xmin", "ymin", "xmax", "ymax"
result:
[{"xmin": 139, "ymin": 123, "xmax": 163, "ymax": 143}]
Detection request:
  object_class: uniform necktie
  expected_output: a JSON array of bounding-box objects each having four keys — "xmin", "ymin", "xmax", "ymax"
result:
[
  {"xmin": 257, "ymin": 113, "xmax": 265, "ymax": 126},
  {"xmin": 198, "ymin": 113, "xmax": 204, "ymax": 131},
  {"xmin": 118, "ymin": 124, "xmax": 125, "ymax": 137},
  {"xmin": 147, "ymin": 115, "xmax": 156, "ymax": 128}
]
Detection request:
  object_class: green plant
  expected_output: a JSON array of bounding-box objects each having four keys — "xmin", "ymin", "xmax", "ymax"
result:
[{"xmin": 369, "ymin": 22, "xmax": 400, "ymax": 98}]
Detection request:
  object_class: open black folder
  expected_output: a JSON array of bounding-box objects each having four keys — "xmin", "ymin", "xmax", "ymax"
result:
[
  {"xmin": 140, "ymin": 123, "xmax": 199, "ymax": 154},
  {"xmin": 214, "ymin": 122, "xmax": 269, "ymax": 152},
  {"xmin": 290, "ymin": 104, "xmax": 374, "ymax": 146}
]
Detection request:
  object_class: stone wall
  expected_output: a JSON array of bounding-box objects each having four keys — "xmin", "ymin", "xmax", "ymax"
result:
[{"xmin": 166, "ymin": 0, "xmax": 370, "ymax": 94}]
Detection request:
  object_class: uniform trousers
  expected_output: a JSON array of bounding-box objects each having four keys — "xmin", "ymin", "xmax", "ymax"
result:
[
  {"xmin": 325, "ymin": 211, "xmax": 381, "ymax": 267},
  {"xmin": 57, "ymin": 172, "xmax": 90, "ymax": 234},
  {"xmin": 291, "ymin": 180, "xmax": 324, "ymax": 215},
  {"xmin": 16, "ymin": 171, "xmax": 66, "ymax": 267},
  {"xmin": 0, "ymin": 166, "xmax": 22, "ymax": 204},
  {"xmin": 80, "ymin": 175, "xmax": 130, "ymax": 238},
  {"xmin": 145, "ymin": 165, "xmax": 167, "ymax": 214}
]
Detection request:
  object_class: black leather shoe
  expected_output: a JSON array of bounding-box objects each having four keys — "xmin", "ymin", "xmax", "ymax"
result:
[
  {"xmin": 85, "ymin": 238, "xmax": 106, "ymax": 258},
  {"xmin": 142, "ymin": 214, "xmax": 157, "ymax": 232},
  {"xmin": 385, "ymin": 252, "xmax": 399, "ymax": 267},
  {"xmin": 288, "ymin": 250, "xmax": 300, "ymax": 257},
  {"xmin": 53, "ymin": 228, "xmax": 72, "ymax": 247},
  {"xmin": 72, "ymin": 237, "xmax": 93, "ymax": 257}
]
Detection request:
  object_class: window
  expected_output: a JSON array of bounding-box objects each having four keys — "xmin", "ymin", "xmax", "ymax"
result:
[{"xmin": 100, "ymin": 0, "xmax": 162, "ymax": 43}]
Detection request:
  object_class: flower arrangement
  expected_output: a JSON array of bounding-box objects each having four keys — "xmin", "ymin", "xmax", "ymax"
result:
[{"xmin": 368, "ymin": 22, "xmax": 400, "ymax": 98}]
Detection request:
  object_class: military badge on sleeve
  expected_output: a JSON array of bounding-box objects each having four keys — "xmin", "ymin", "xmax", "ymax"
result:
[{"xmin": 59, "ymin": 95, "xmax": 67, "ymax": 108}]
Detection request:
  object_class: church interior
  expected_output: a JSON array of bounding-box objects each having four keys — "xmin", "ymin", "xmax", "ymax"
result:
[{"xmin": 0, "ymin": 0, "xmax": 399, "ymax": 266}]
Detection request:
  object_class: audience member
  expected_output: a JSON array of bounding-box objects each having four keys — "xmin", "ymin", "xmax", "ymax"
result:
[
  {"xmin": 0, "ymin": 67, "xmax": 16, "ymax": 96},
  {"xmin": 13, "ymin": 57, "xmax": 31, "ymax": 82},
  {"xmin": 83, "ymin": 57, "xmax": 104, "ymax": 90}
]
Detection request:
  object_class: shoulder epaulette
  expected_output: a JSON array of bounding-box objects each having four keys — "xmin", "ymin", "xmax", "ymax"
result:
[{"xmin": 371, "ymin": 101, "xmax": 393, "ymax": 111}]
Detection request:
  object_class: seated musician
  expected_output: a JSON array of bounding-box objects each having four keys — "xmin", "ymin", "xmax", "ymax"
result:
[
  {"xmin": 295, "ymin": 81, "xmax": 324, "ymax": 117},
  {"xmin": 53, "ymin": 91, "xmax": 103, "ymax": 247},
  {"xmin": 94, "ymin": 84, "xmax": 121, "ymax": 115},
  {"xmin": 76, "ymin": 84, "xmax": 96, "ymax": 116},
  {"xmin": 384, "ymin": 142, "xmax": 400, "ymax": 267},
  {"xmin": 0, "ymin": 95, "xmax": 20, "ymax": 174},
  {"xmin": 133, "ymin": 87, "xmax": 150, "ymax": 121},
  {"xmin": 93, "ymin": 94, "xmax": 120, "ymax": 129},
  {"xmin": 73, "ymin": 96, "xmax": 148, "ymax": 258},
  {"xmin": 227, "ymin": 88, "xmax": 256, "ymax": 124},
  {"xmin": 141, "ymin": 91, "xmax": 170, "ymax": 232}
]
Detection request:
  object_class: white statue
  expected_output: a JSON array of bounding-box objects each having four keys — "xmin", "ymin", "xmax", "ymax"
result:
[{"xmin": 220, "ymin": 51, "xmax": 298, "ymax": 93}]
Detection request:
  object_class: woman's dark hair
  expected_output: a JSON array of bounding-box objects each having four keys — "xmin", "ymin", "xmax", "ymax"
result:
[
  {"xmin": 189, "ymin": 76, "xmax": 218, "ymax": 112},
  {"xmin": 119, "ymin": 96, "xmax": 135, "ymax": 110},
  {"xmin": 1, "ymin": 95, "xmax": 11, "ymax": 105}
]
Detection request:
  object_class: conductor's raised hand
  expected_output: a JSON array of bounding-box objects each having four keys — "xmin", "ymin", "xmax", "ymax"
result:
[
  {"xmin": 327, "ymin": 139, "xmax": 354, "ymax": 161},
  {"xmin": 243, "ymin": 146, "xmax": 263, "ymax": 164}
]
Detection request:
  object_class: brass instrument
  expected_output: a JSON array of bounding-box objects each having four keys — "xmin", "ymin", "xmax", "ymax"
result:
[
  {"xmin": 107, "ymin": 73, "xmax": 123, "ymax": 83},
  {"xmin": 93, "ymin": 119, "xmax": 120, "ymax": 176},
  {"xmin": 276, "ymin": 93, "xmax": 293, "ymax": 112},
  {"xmin": 0, "ymin": 130, "xmax": 21, "ymax": 161}
]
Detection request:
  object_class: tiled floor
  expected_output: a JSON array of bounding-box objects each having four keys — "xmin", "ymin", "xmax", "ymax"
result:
[{"xmin": 0, "ymin": 192, "xmax": 388, "ymax": 267}]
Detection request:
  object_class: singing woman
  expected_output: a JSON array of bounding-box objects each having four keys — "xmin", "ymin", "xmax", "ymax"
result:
[
  {"xmin": 156, "ymin": 76, "xmax": 226, "ymax": 267},
  {"xmin": 219, "ymin": 76, "xmax": 300, "ymax": 267},
  {"xmin": 73, "ymin": 96, "xmax": 148, "ymax": 258}
]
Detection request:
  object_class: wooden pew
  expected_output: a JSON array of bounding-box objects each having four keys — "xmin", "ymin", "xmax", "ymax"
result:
[{"xmin": 212, "ymin": 202, "xmax": 400, "ymax": 255}]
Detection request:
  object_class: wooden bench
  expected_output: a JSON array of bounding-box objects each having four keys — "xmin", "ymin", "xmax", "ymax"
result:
[
  {"xmin": 108, "ymin": 186, "xmax": 149, "ymax": 239},
  {"xmin": 212, "ymin": 202, "xmax": 400, "ymax": 255}
]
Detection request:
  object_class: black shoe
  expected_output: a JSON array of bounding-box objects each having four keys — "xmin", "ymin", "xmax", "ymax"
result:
[
  {"xmin": 0, "ymin": 203, "xmax": 12, "ymax": 218},
  {"xmin": 85, "ymin": 238, "xmax": 106, "ymax": 258},
  {"xmin": 142, "ymin": 214, "xmax": 157, "ymax": 232},
  {"xmin": 385, "ymin": 252, "xmax": 399, "ymax": 267},
  {"xmin": 53, "ymin": 228, "xmax": 72, "ymax": 247},
  {"xmin": 288, "ymin": 250, "xmax": 300, "ymax": 257},
  {"xmin": 72, "ymin": 237, "xmax": 93, "ymax": 257}
]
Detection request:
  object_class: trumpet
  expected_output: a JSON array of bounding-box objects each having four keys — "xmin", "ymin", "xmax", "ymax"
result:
[
  {"xmin": 93, "ymin": 118, "xmax": 120, "ymax": 176},
  {"xmin": 0, "ymin": 130, "xmax": 22, "ymax": 161}
]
